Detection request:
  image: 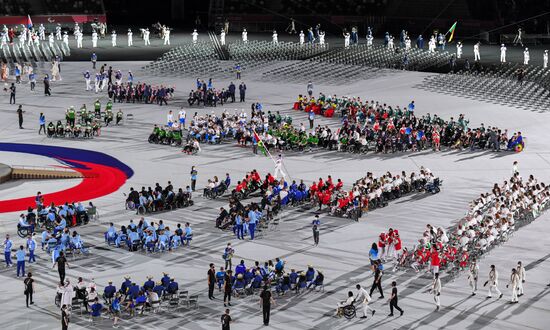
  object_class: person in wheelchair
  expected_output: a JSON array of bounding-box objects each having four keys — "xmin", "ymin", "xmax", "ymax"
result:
[
  {"xmin": 275, "ymin": 274, "xmax": 291, "ymax": 295},
  {"xmin": 335, "ymin": 291, "xmax": 355, "ymax": 317},
  {"xmin": 307, "ymin": 270, "xmax": 324, "ymax": 290},
  {"xmin": 182, "ymin": 139, "xmax": 201, "ymax": 154},
  {"xmin": 18, "ymin": 213, "xmax": 35, "ymax": 235}
]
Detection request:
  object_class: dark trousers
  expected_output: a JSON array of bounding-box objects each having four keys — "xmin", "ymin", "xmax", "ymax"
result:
[
  {"xmin": 309, "ymin": 119, "xmax": 314, "ymax": 129},
  {"xmin": 58, "ymin": 268, "xmax": 66, "ymax": 283},
  {"xmin": 191, "ymin": 179, "xmax": 196, "ymax": 191},
  {"xmin": 39, "ymin": 124, "xmax": 46, "ymax": 134},
  {"xmin": 240, "ymin": 93, "xmax": 245, "ymax": 102},
  {"xmin": 224, "ymin": 291, "xmax": 231, "ymax": 304},
  {"xmin": 390, "ymin": 298, "xmax": 403, "ymax": 314},
  {"xmin": 19, "ymin": 117, "xmax": 23, "ymax": 128},
  {"xmin": 208, "ymin": 283, "xmax": 215, "ymax": 299},
  {"xmin": 10, "ymin": 94, "xmax": 15, "ymax": 104},
  {"xmin": 313, "ymin": 231, "xmax": 319, "ymax": 245},
  {"xmin": 262, "ymin": 304, "xmax": 271, "ymax": 325},
  {"xmin": 370, "ymin": 280, "xmax": 383, "ymax": 297},
  {"xmin": 26, "ymin": 292, "xmax": 33, "ymax": 307}
]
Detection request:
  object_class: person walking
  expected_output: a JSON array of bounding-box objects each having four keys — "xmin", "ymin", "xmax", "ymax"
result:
[
  {"xmin": 208, "ymin": 263, "xmax": 216, "ymax": 300},
  {"xmin": 91, "ymin": 53, "xmax": 97, "ymax": 69},
  {"xmin": 516, "ymin": 261, "xmax": 525, "ymax": 296},
  {"xmin": 431, "ymin": 272, "xmax": 441, "ymax": 311},
  {"xmin": 312, "ymin": 216, "xmax": 320, "ymax": 246},
  {"xmin": 15, "ymin": 245, "xmax": 26, "ymax": 277},
  {"xmin": 355, "ymin": 284, "xmax": 375, "ymax": 319},
  {"xmin": 53, "ymin": 251, "xmax": 70, "ymax": 283},
  {"xmin": 38, "ymin": 112, "xmax": 46, "ymax": 134},
  {"xmin": 260, "ymin": 285, "xmax": 275, "ymax": 326},
  {"xmin": 221, "ymin": 308, "xmax": 232, "ymax": 330},
  {"xmin": 190, "ymin": 166, "xmax": 198, "ymax": 192},
  {"xmin": 308, "ymin": 109, "xmax": 315, "ymax": 130},
  {"xmin": 9, "ymin": 83, "xmax": 16, "ymax": 104},
  {"xmin": 484, "ymin": 264, "xmax": 503, "ymax": 299},
  {"xmin": 224, "ymin": 243, "xmax": 234, "ymax": 270},
  {"xmin": 506, "ymin": 268, "xmax": 520, "ymax": 304},
  {"xmin": 61, "ymin": 304, "xmax": 70, "ymax": 330},
  {"xmin": 468, "ymin": 258, "xmax": 479, "ymax": 296},
  {"xmin": 223, "ymin": 270, "xmax": 233, "ymax": 307},
  {"xmin": 24, "ymin": 272, "xmax": 34, "ymax": 307},
  {"xmin": 44, "ymin": 75, "xmax": 51, "ymax": 96},
  {"xmin": 3, "ymin": 234, "xmax": 13, "ymax": 267},
  {"xmin": 369, "ymin": 262, "xmax": 384, "ymax": 298},
  {"xmin": 388, "ymin": 281, "xmax": 404, "ymax": 317},
  {"xmin": 17, "ymin": 104, "xmax": 24, "ymax": 129}
]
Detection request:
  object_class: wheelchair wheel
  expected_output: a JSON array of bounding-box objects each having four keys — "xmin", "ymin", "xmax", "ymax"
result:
[
  {"xmin": 17, "ymin": 228, "xmax": 29, "ymax": 238},
  {"xmin": 343, "ymin": 305, "xmax": 356, "ymax": 319}
]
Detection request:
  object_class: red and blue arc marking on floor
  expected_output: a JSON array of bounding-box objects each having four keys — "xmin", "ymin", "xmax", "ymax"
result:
[{"xmin": 0, "ymin": 143, "xmax": 133, "ymax": 213}]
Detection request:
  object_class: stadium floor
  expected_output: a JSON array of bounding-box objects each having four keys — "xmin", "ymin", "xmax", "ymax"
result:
[{"xmin": 0, "ymin": 51, "xmax": 549, "ymax": 329}]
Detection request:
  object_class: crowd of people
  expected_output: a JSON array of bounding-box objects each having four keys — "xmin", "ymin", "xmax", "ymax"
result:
[
  {"xmin": 187, "ymin": 79, "xmax": 247, "ymax": 107},
  {"xmin": 124, "ymin": 183, "xmax": 194, "ymax": 215},
  {"xmin": 105, "ymin": 218, "xmax": 193, "ymax": 252},
  {"xmin": 293, "ymin": 94, "xmax": 526, "ymax": 153},
  {"xmin": 400, "ymin": 169, "xmax": 549, "ymax": 285}
]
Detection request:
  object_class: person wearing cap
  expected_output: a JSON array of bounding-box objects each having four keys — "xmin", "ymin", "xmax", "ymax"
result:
[
  {"xmin": 104, "ymin": 281, "xmax": 116, "ymax": 303},
  {"xmin": 167, "ymin": 278, "xmax": 179, "ymax": 295},
  {"xmin": 153, "ymin": 281, "xmax": 165, "ymax": 298},
  {"xmin": 120, "ymin": 275, "xmax": 131, "ymax": 295},
  {"xmin": 143, "ymin": 276, "xmax": 154, "ymax": 291}
]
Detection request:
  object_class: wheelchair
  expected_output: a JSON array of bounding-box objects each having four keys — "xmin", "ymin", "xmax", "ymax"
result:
[
  {"xmin": 339, "ymin": 303, "xmax": 356, "ymax": 319},
  {"xmin": 425, "ymin": 178, "xmax": 442, "ymax": 194},
  {"xmin": 17, "ymin": 225, "xmax": 32, "ymax": 238}
]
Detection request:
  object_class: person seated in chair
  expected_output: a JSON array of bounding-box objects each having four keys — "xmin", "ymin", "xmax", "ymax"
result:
[
  {"xmin": 276, "ymin": 274, "xmax": 291, "ymax": 295},
  {"xmin": 166, "ymin": 278, "xmax": 179, "ymax": 295},
  {"xmin": 216, "ymin": 267, "xmax": 226, "ymax": 290},
  {"xmin": 235, "ymin": 260, "xmax": 247, "ymax": 276},
  {"xmin": 143, "ymin": 276, "xmax": 155, "ymax": 292},
  {"xmin": 335, "ymin": 291, "xmax": 355, "ymax": 317},
  {"xmin": 103, "ymin": 281, "xmax": 116, "ymax": 303},
  {"xmin": 308, "ymin": 270, "xmax": 324, "ymax": 289},
  {"xmin": 153, "ymin": 281, "xmax": 165, "ymax": 297},
  {"xmin": 305, "ymin": 265, "xmax": 315, "ymax": 285}
]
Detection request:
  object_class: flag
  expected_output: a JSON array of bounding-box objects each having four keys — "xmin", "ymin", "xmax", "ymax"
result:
[
  {"xmin": 27, "ymin": 15, "xmax": 33, "ymax": 29},
  {"xmin": 447, "ymin": 21, "xmax": 457, "ymax": 42},
  {"xmin": 253, "ymin": 130, "xmax": 268, "ymax": 157}
]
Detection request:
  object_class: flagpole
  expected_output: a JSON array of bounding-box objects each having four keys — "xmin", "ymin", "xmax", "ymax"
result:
[{"xmin": 253, "ymin": 128, "xmax": 292, "ymax": 181}]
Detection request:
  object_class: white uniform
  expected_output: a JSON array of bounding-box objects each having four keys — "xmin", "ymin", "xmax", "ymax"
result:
[
  {"xmin": 39, "ymin": 24, "xmax": 45, "ymax": 40},
  {"xmin": 468, "ymin": 262, "xmax": 479, "ymax": 294},
  {"xmin": 92, "ymin": 32, "xmax": 98, "ymax": 47},
  {"xmin": 429, "ymin": 36, "xmax": 436, "ymax": 53},
  {"xmin": 344, "ymin": 33, "xmax": 350, "ymax": 48},
  {"xmin": 299, "ymin": 31, "xmax": 305, "ymax": 45},
  {"xmin": 355, "ymin": 287, "xmax": 374, "ymax": 317},
  {"xmin": 62, "ymin": 33, "xmax": 69, "ymax": 47},
  {"xmin": 500, "ymin": 45, "xmax": 507, "ymax": 63},
  {"xmin": 274, "ymin": 156, "xmax": 285, "ymax": 178},
  {"xmin": 48, "ymin": 33, "xmax": 55, "ymax": 47},
  {"xmin": 544, "ymin": 51, "xmax": 549, "ymax": 69},
  {"xmin": 55, "ymin": 25, "xmax": 62, "ymax": 40},
  {"xmin": 319, "ymin": 32, "xmax": 325, "ymax": 45},
  {"xmin": 192, "ymin": 30, "xmax": 198, "ymax": 43},
  {"xmin": 272, "ymin": 32, "xmax": 278, "ymax": 44},
  {"xmin": 76, "ymin": 31, "xmax": 83, "ymax": 48},
  {"xmin": 220, "ymin": 30, "xmax": 226, "ymax": 45},
  {"xmin": 516, "ymin": 264, "xmax": 525, "ymax": 295},
  {"xmin": 366, "ymin": 35, "xmax": 373, "ymax": 47},
  {"xmin": 242, "ymin": 30, "xmax": 247, "ymax": 43},
  {"xmin": 456, "ymin": 42, "xmax": 463, "ymax": 58},
  {"xmin": 405, "ymin": 38, "xmax": 411, "ymax": 50},
  {"xmin": 474, "ymin": 43, "xmax": 480, "ymax": 61},
  {"xmin": 523, "ymin": 48, "xmax": 530, "ymax": 65},
  {"xmin": 432, "ymin": 277, "xmax": 441, "ymax": 308},
  {"xmin": 144, "ymin": 30, "xmax": 150, "ymax": 45},
  {"xmin": 487, "ymin": 268, "xmax": 502, "ymax": 298},
  {"xmin": 127, "ymin": 30, "xmax": 133, "ymax": 46},
  {"xmin": 508, "ymin": 272, "xmax": 520, "ymax": 303},
  {"xmin": 163, "ymin": 29, "xmax": 170, "ymax": 45},
  {"xmin": 387, "ymin": 36, "xmax": 394, "ymax": 50},
  {"xmin": 111, "ymin": 32, "xmax": 117, "ymax": 47}
]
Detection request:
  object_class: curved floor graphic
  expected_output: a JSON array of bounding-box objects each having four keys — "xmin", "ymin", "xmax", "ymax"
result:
[{"xmin": 0, "ymin": 143, "xmax": 133, "ymax": 213}]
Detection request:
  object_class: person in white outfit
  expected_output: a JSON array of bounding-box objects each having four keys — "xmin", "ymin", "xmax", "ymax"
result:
[
  {"xmin": 343, "ymin": 31, "xmax": 350, "ymax": 48},
  {"xmin": 242, "ymin": 28, "xmax": 248, "ymax": 43},
  {"xmin": 516, "ymin": 261, "xmax": 525, "ymax": 296},
  {"xmin": 523, "ymin": 47, "xmax": 530, "ymax": 65},
  {"xmin": 474, "ymin": 42, "xmax": 480, "ymax": 61},
  {"xmin": 62, "ymin": 31, "xmax": 69, "ymax": 48},
  {"xmin": 55, "ymin": 24, "xmax": 62, "ymax": 40},
  {"xmin": 428, "ymin": 36, "xmax": 436, "ymax": 53},
  {"xmin": 144, "ymin": 28, "xmax": 151, "ymax": 45},
  {"xmin": 468, "ymin": 258, "xmax": 479, "ymax": 295},
  {"xmin": 405, "ymin": 37, "xmax": 411, "ymax": 50},
  {"xmin": 387, "ymin": 36, "xmax": 394, "ymax": 50},
  {"xmin": 431, "ymin": 272, "xmax": 441, "ymax": 311},
  {"xmin": 76, "ymin": 31, "xmax": 83, "ymax": 48},
  {"xmin": 127, "ymin": 29, "xmax": 133, "ymax": 46},
  {"xmin": 163, "ymin": 28, "xmax": 170, "ymax": 45},
  {"xmin": 220, "ymin": 30, "xmax": 226, "ymax": 45},
  {"xmin": 456, "ymin": 41, "xmax": 463, "ymax": 58},
  {"xmin": 192, "ymin": 29, "xmax": 198, "ymax": 43},
  {"xmin": 274, "ymin": 154, "xmax": 285, "ymax": 178},
  {"xmin": 506, "ymin": 268, "xmax": 520, "ymax": 303},
  {"xmin": 92, "ymin": 31, "xmax": 98, "ymax": 47},
  {"xmin": 319, "ymin": 31, "xmax": 325, "ymax": 46},
  {"xmin": 299, "ymin": 30, "xmax": 305, "ymax": 45},
  {"xmin": 272, "ymin": 30, "xmax": 278, "ymax": 44},
  {"xmin": 485, "ymin": 265, "xmax": 503, "ymax": 299},
  {"xmin": 38, "ymin": 24, "xmax": 45, "ymax": 40},
  {"xmin": 111, "ymin": 31, "xmax": 117, "ymax": 47},
  {"xmin": 500, "ymin": 44, "xmax": 507, "ymax": 63},
  {"xmin": 48, "ymin": 33, "xmax": 55, "ymax": 47},
  {"xmin": 544, "ymin": 50, "xmax": 549, "ymax": 69},
  {"xmin": 366, "ymin": 33, "xmax": 373, "ymax": 47},
  {"xmin": 335, "ymin": 291, "xmax": 355, "ymax": 317},
  {"xmin": 354, "ymin": 284, "xmax": 376, "ymax": 319}
]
